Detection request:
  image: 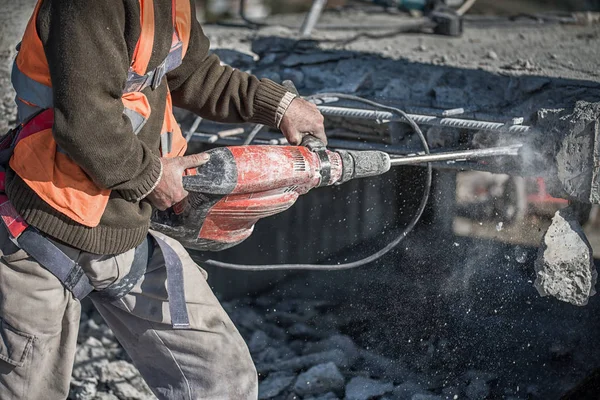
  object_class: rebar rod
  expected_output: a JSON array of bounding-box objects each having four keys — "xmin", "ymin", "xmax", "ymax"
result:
[
  {"xmin": 389, "ymin": 145, "xmax": 522, "ymax": 166},
  {"xmin": 317, "ymin": 105, "xmax": 531, "ymax": 134}
]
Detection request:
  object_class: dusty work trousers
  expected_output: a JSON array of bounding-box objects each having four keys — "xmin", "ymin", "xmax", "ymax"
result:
[{"xmin": 0, "ymin": 226, "xmax": 258, "ymax": 400}]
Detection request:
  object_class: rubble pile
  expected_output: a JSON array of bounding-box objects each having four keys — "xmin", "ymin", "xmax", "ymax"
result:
[{"xmin": 72, "ymin": 295, "xmax": 517, "ymax": 400}]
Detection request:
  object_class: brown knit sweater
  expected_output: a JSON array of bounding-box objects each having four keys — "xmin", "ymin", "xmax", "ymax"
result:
[{"xmin": 6, "ymin": 0, "xmax": 290, "ymax": 254}]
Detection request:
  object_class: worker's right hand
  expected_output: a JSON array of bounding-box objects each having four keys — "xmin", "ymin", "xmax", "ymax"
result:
[{"xmin": 147, "ymin": 153, "xmax": 210, "ymax": 211}]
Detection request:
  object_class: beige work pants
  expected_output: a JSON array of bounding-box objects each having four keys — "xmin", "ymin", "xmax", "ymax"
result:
[{"xmin": 0, "ymin": 226, "xmax": 257, "ymax": 400}]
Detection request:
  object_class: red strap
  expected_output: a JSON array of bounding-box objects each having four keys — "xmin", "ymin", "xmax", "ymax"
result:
[
  {"xmin": 0, "ymin": 195, "xmax": 28, "ymax": 238},
  {"xmin": 15, "ymin": 108, "xmax": 54, "ymax": 146}
]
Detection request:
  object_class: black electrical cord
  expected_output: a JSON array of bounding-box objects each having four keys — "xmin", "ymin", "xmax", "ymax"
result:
[{"xmin": 201, "ymin": 93, "xmax": 432, "ymax": 271}]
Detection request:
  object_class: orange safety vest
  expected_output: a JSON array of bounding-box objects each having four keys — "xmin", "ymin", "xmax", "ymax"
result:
[{"xmin": 9, "ymin": 0, "xmax": 192, "ymax": 228}]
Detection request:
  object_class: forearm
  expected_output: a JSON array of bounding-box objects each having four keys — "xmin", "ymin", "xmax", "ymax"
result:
[{"xmin": 167, "ymin": 10, "xmax": 291, "ymax": 127}]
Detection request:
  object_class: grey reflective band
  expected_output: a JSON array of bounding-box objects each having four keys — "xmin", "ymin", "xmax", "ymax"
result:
[
  {"xmin": 123, "ymin": 108, "xmax": 148, "ymax": 135},
  {"xmin": 11, "ymin": 61, "xmax": 53, "ymax": 111}
]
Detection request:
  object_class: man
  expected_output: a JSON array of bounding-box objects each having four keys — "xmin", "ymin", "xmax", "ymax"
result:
[{"xmin": 0, "ymin": 0, "xmax": 326, "ymax": 399}]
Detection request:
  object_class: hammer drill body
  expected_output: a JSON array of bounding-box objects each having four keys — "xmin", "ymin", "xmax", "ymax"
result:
[{"xmin": 151, "ymin": 144, "xmax": 391, "ymax": 251}]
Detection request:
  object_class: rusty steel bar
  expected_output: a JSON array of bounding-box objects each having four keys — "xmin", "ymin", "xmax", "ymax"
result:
[{"xmin": 317, "ymin": 105, "xmax": 531, "ymax": 134}]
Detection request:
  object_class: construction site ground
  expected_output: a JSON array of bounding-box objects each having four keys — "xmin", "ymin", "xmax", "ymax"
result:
[{"xmin": 2, "ymin": 1, "xmax": 600, "ymax": 399}]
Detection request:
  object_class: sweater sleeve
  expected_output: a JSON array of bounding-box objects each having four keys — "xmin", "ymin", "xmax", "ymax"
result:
[
  {"xmin": 38, "ymin": 0, "xmax": 162, "ymax": 201},
  {"xmin": 167, "ymin": 1, "xmax": 289, "ymax": 128}
]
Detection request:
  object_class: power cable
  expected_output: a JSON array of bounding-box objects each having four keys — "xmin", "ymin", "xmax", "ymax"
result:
[{"xmin": 201, "ymin": 93, "xmax": 432, "ymax": 271}]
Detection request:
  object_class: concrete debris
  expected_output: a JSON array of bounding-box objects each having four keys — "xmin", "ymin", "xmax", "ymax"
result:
[
  {"xmin": 293, "ymin": 362, "xmax": 345, "ymax": 396},
  {"xmin": 391, "ymin": 382, "xmax": 429, "ymax": 400},
  {"xmin": 410, "ymin": 395, "xmax": 444, "ymax": 400},
  {"xmin": 303, "ymin": 334, "xmax": 359, "ymax": 364},
  {"xmin": 304, "ymin": 393, "xmax": 340, "ymax": 400},
  {"xmin": 259, "ymin": 372, "xmax": 296, "ymax": 399},
  {"xmin": 249, "ymin": 330, "xmax": 271, "ymax": 354},
  {"xmin": 260, "ymin": 349, "xmax": 351, "ymax": 374},
  {"xmin": 534, "ymin": 207, "xmax": 597, "ymax": 306},
  {"xmin": 345, "ymin": 376, "xmax": 394, "ymax": 400}
]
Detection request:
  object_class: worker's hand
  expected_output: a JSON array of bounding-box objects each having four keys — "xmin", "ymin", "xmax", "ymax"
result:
[
  {"xmin": 147, "ymin": 153, "xmax": 210, "ymax": 211},
  {"xmin": 280, "ymin": 98, "xmax": 327, "ymax": 146}
]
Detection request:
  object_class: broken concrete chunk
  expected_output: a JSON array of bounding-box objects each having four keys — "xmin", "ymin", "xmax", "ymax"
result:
[
  {"xmin": 303, "ymin": 335, "xmax": 359, "ymax": 364},
  {"xmin": 534, "ymin": 207, "xmax": 597, "ymax": 306},
  {"xmin": 410, "ymin": 395, "xmax": 444, "ymax": 400},
  {"xmin": 260, "ymin": 349, "xmax": 351, "ymax": 374},
  {"xmin": 259, "ymin": 372, "xmax": 296, "ymax": 399},
  {"xmin": 249, "ymin": 330, "xmax": 271, "ymax": 354},
  {"xmin": 345, "ymin": 376, "xmax": 394, "ymax": 400},
  {"xmin": 293, "ymin": 362, "xmax": 345, "ymax": 396},
  {"xmin": 392, "ymin": 382, "xmax": 429, "ymax": 400},
  {"xmin": 69, "ymin": 377, "xmax": 98, "ymax": 400}
]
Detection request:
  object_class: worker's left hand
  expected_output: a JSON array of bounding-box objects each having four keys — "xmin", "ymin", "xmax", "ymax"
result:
[{"xmin": 280, "ymin": 98, "xmax": 327, "ymax": 146}]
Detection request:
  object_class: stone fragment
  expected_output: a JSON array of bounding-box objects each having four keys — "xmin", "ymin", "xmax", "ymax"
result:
[
  {"xmin": 281, "ymin": 69, "xmax": 305, "ymax": 88},
  {"xmin": 411, "ymin": 395, "xmax": 444, "ymax": 400},
  {"xmin": 259, "ymin": 372, "xmax": 296, "ymax": 399},
  {"xmin": 534, "ymin": 207, "xmax": 597, "ymax": 306},
  {"xmin": 260, "ymin": 349, "xmax": 351, "ymax": 373},
  {"xmin": 303, "ymin": 335, "xmax": 359, "ymax": 364},
  {"xmin": 293, "ymin": 362, "xmax": 345, "ymax": 396},
  {"xmin": 304, "ymin": 392, "xmax": 340, "ymax": 400},
  {"xmin": 249, "ymin": 330, "xmax": 270, "ymax": 354},
  {"xmin": 392, "ymin": 382, "xmax": 428, "ymax": 400},
  {"xmin": 345, "ymin": 376, "xmax": 394, "ymax": 400},
  {"xmin": 486, "ymin": 51, "xmax": 499, "ymax": 60},
  {"xmin": 212, "ymin": 48, "xmax": 257, "ymax": 69},
  {"xmin": 92, "ymin": 393, "xmax": 121, "ymax": 400},
  {"xmin": 281, "ymin": 51, "xmax": 354, "ymax": 68},
  {"xmin": 355, "ymin": 350, "xmax": 409, "ymax": 382},
  {"xmin": 69, "ymin": 377, "xmax": 98, "ymax": 400}
]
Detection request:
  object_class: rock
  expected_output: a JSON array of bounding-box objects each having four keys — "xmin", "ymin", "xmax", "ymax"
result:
[
  {"xmin": 465, "ymin": 379, "xmax": 490, "ymax": 400},
  {"xmin": 486, "ymin": 51, "xmax": 499, "ymax": 60},
  {"xmin": 212, "ymin": 48, "xmax": 257, "ymax": 69},
  {"xmin": 534, "ymin": 207, "xmax": 597, "ymax": 306},
  {"xmin": 392, "ymin": 382, "xmax": 428, "ymax": 400},
  {"xmin": 293, "ymin": 362, "xmax": 345, "ymax": 396},
  {"xmin": 379, "ymin": 79, "xmax": 412, "ymax": 100},
  {"xmin": 249, "ymin": 330, "xmax": 271, "ymax": 354},
  {"xmin": 108, "ymin": 379, "xmax": 148, "ymax": 400},
  {"xmin": 281, "ymin": 69, "xmax": 305, "ymax": 88},
  {"xmin": 355, "ymin": 350, "xmax": 409, "ymax": 382},
  {"xmin": 92, "ymin": 393, "xmax": 121, "ymax": 400},
  {"xmin": 411, "ymin": 395, "xmax": 443, "ymax": 400},
  {"xmin": 304, "ymin": 335, "xmax": 359, "ymax": 364},
  {"xmin": 99, "ymin": 360, "xmax": 139, "ymax": 383},
  {"xmin": 304, "ymin": 393, "xmax": 340, "ymax": 400},
  {"xmin": 70, "ymin": 377, "xmax": 98, "ymax": 400},
  {"xmin": 260, "ymin": 349, "xmax": 351, "ymax": 374},
  {"xmin": 258, "ymin": 71, "xmax": 281, "ymax": 83},
  {"xmin": 345, "ymin": 376, "xmax": 394, "ymax": 400},
  {"xmin": 281, "ymin": 51, "xmax": 354, "ymax": 68},
  {"xmin": 259, "ymin": 372, "xmax": 296, "ymax": 399},
  {"xmin": 433, "ymin": 87, "xmax": 469, "ymax": 109}
]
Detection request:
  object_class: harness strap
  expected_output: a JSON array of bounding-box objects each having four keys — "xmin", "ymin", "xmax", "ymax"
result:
[
  {"xmin": 18, "ymin": 228, "xmax": 94, "ymax": 300},
  {"xmin": 151, "ymin": 233, "xmax": 190, "ymax": 329},
  {"xmin": 92, "ymin": 235, "xmax": 152, "ymax": 302}
]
